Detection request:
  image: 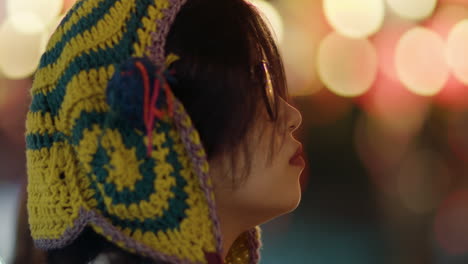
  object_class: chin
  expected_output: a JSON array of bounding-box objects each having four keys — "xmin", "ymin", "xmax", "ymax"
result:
[
  {"xmin": 250, "ymin": 190, "xmax": 302, "ymax": 226},
  {"xmin": 285, "ymin": 191, "xmax": 302, "ymax": 213},
  {"xmin": 275, "ymin": 187, "xmax": 302, "ymax": 215}
]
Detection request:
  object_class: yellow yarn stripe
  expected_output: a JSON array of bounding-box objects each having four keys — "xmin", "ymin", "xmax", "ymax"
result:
[
  {"xmin": 27, "ymin": 142, "xmax": 83, "ymax": 239},
  {"xmin": 101, "ymin": 129, "xmax": 144, "ymax": 192},
  {"xmin": 26, "ymin": 111, "xmax": 58, "ymax": 134},
  {"xmin": 100, "ymin": 128, "xmax": 173, "ymax": 221},
  {"xmin": 77, "ymin": 125, "xmax": 216, "ymax": 262},
  {"xmin": 61, "ymin": 97, "xmax": 109, "ymax": 138},
  {"xmin": 33, "ymin": 0, "xmax": 135, "ymax": 92},
  {"xmin": 133, "ymin": 0, "xmax": 169, "ymax": 57},
  {"xmin": 46, "ymin": 0, "xmax": 106, "ymax": 52},
  {"xmin": 76, "ymin": 124, "xmax": 174, "ymax": 221},
  {"xmin": 58, "ymin": 65, "xmax": 115, "ymax": 134}
]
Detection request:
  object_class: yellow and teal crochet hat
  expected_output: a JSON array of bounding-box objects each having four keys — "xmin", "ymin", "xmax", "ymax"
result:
[{"xmin": 25, "ymin": 0, "xmax": 261, "ymax": 263}]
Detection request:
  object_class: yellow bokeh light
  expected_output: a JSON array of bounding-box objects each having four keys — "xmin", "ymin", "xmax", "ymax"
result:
[
  {"xmin": 248, "ymin": 0, "xmax": 284, "ymax": 44},
  {"xmin": 283, "ymin": 27, "xmax": 324, "ymax": 97},
  {"xmin": 395, "ymin": 27, "xmax": 449, "ymax": 96},
  {"xmin": 446, "ymin": 19, "xmax": 468, "ymax": 85},
  {"xmin": 317, "ymin": 32, "xmax": 378, "ymax": 97},
  {"xmin": 9, "ymin": 11, "xmax": 47, "ymax": 34},
  {"xmin": 7, "ymin": 0, "xmax": 63, "ymax": 28},
  {"xmin": 323, "ymin": 0, "xmax": 385, "ymax": 38},
  {"xmin": 0, "ymin": 16, "xmax": 47, "ymax": 79},
  {"xmin": 41, "ymin": 15, "xmax": 66, "ymax": 52},
  {"xmin": 386, "ymin": 0, "xmax": 437, "ymax": 21}
]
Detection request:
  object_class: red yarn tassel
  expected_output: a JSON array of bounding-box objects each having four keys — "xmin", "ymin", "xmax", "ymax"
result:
[{"xmin": 135, "ymin": 61, "xmax": 175, "ymax": 157}]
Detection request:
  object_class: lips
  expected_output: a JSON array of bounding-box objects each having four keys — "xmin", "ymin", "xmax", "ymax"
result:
[{"xmin": 289, "ymin": 144, "xmax": 305, "ymax": 167}]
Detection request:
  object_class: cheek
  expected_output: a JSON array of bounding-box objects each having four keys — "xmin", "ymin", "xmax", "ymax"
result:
[
  {"xmin": 223, "ymin": 125, "xmax": 302, "ymax": 218},
  {"xmin": 257, "ymin": 139, "xmax": 302, "ymax": 193},
  {"xmin": 248, "ymin": 136, "xmax": 302, "ymax": 207}
]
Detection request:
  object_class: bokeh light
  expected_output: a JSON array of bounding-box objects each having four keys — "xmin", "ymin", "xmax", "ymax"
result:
[
  {"xmin": 279, "ymin": 0, "xmax": 330, "ymax": 96},
  {"xmin": 425, "ymin": 4, "xmax": 468, "ymax": 40},
  {"xmin": 0, "ymin": 0, "xmax": 5, "ymax": 24},
  {"xmin": 395, "ymin": 27, "xmax": 449, "ymax": 96},
  {"xmin": 7, "ymin": 0, "xmax": 63, "ymax": 28},
  {"xmin": 248, "ymin": 0, "xmax": 284, "ymax": 43},
  {"xmin": 283, "ymin": 27, "xmax": 324, "ymax": 96},
  {"xmin": 446, "ymin": 19, "xmax": 468, "ymax": 85},
  {"xmin": 43, "ymin": 15, "xmax": 66, "ymax": 51},
  {"xmin": 435, "ymin": 190, "xmax": 468, "ymax": 255},
  {"xmin": 0, "ymin": 0, "xmax": 466, "ymax": 263},
  {"xmin": 62, "ymin": 0, "xmax": 77, "ymax": 14},
  {"xmin": 371, "ymin": 13, "xmax": 416, "ymax": 82},
  {"xmin": 317, "ymin": 32, "xmax": 378, "ymax": 97},
  {"xmin": 323, "ymin": 0, "xmax": 385, "ymax": 38},
  {"xmin": 9, "ymin": 11, "xmax": 47, "ymax": 34},
  {"xmin": 356, "ymin": 72, "xmax": 430, "ymax": 132},
  {"xmin": 386, "ymin": 0, "xmax": 437, "ymax": 21},
  {"xmin": 424, "ymin": 5, "xmax": 468, "ymax": 109},
  {"xmin": 0, "ymin": 16, "xmax": 47, "ymax": 79}
]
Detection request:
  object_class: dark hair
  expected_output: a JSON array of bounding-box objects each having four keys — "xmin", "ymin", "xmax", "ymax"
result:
[
  {"xmin": 167, "ymin": 0, "xmax": 288, "ymax": 183},
  {"xmin": 47, "ymin": 0, "xmax": 287, "ymax": 263},
  {"xmin": 46, "ymin": 227, "xmax": 153, "ymax": 264}
]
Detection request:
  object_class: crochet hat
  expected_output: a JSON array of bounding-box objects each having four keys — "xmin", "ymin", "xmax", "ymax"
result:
[{"xmin": 25, "ymin": 0, "xmax": 262, "ymax": 263}]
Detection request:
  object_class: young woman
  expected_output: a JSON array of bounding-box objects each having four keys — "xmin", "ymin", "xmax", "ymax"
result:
[{"xmin": 25, "ymin": 0, "xmax": 304, "ymax": 263}]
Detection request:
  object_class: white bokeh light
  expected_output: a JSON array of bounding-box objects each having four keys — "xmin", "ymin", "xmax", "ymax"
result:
[
  {"xmin": 0, "ymin": 16, "xmax": 48, "ymax": 79},
  {"xmin": 323, "ymin": 0, "xmax": 385, "ymax": 38},
  {"xmin": 0, "ymin": 184, "xmax": 20, "ymax": 264},
  {"xmin": 317, "ymin": 32, "xmax": 378, "ymax": 97},
  {"xmin": 395, "ymin": 27, "xmax": 449, "ymax": 96},
  {"xmin": 7, "ymin": 0, "xmax": 63, "ymax": 28},
  {"xmin": 9, "ymin": 11, "xmax": 47, "ymax": 34},
  {"xmin": 446, "ymin": 19, "xmax": 468, "ymax": 85},
  {"xmin": 386, "ymin": 0, "xmax": 437, "ymax": 21}
]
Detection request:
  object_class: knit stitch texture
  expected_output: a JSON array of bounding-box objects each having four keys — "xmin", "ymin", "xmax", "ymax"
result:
[{"xmin": 25, "ymin": 0, "xmax": 261, "ymax": 263}]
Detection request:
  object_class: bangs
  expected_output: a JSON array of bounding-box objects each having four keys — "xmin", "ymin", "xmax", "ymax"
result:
[
  {"xmin": 165, "ymin": 0, "xmax": 288, "ymax": 179},
  {"xmin": 245, "ymin": 2, "xmax": 289, "ymax": 121}
]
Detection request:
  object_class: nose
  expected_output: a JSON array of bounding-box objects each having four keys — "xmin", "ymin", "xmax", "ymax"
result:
[{"xmin": 281, "ymin": 98, "xmax": 302, "ymax": 133}]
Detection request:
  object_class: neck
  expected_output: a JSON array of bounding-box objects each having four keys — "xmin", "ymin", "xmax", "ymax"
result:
[{"xmin": 217, "ymin": 210, "xmax": 245, "ymax": 260}]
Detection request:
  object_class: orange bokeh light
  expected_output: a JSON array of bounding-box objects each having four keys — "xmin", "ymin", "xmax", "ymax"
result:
[{"xmin": 62, "ymin": 0, "xmax": 77, "ymax": 14}]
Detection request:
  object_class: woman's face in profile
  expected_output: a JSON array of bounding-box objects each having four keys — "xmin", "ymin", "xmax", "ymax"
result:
[{"xmin": 211, "ymin": 96, "xmax": 304, "ymax": 226}]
